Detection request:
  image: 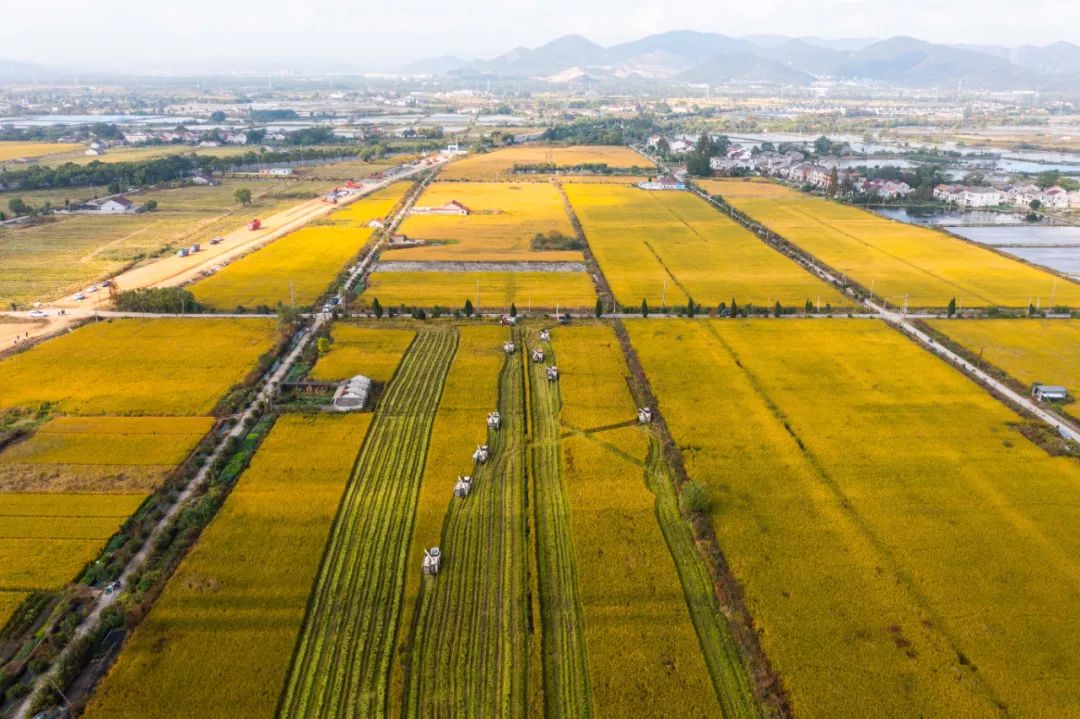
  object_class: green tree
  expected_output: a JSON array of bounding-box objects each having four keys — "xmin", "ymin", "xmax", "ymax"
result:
[
  {"xmin": 730, "ymin": 297, "xmax": 738, "ymax": 318},
  {"xmin": 827, "ymin": 167, "xmax": 840, "ymax": 197},
  {"xmin": 640, "ymin": 298, "xmax": 649, "ymax": 318},
  {"xmin": 695, "ymin": 131, "xmax": 715, "ymax": 157},
  {"xmin": 774, "ymin": 301, "xmax": 783, "ymax": 317},
  {"xmin": 686, "ymin": 153, "xmax": 712, "ymax": 177},
  {"xmin": 8, "ymin": 198, "xmax": 29, "ymax": 217},
  {"xmin": 464, "ymin": 298, "xmax": 474, "ymax": 317},
  {"xmin": 509, "ymin": 302, "xmax": 517, "ymax": 318},
  {"xmin": 595, "ymin": 297, "xmax": 603, "ymax": 319},
  {"xmin": 209, "ymin": 110, "xmax": 226, "ymax": 122},
  {"xmin": 316, "ymin": 337, "xmax": 331, "ymax": 355},
  {"xmin": 372, "ymin": 297, "xmax": 383, "ymax": 319},
  {"xmin": 805, "ymin": 299, "xmax": 813, "ymax": 313},
  {"xmin": 1030, "ymin": 198, "xmax": 1042, "ymax": 211},
  {"xmin": 234, "ymin": 187, "xmax": 252, "ymax": 206},
  {"xmin": 814, "ymin": 135, "xmax": 832, "ymax": 156},
  {"xmin": 686, "ymin": 297, "xmax": 696, "ymax": 318},
  {"xmin": 947, "ymin": 297, "xmax": 957, "ymax": 317}
]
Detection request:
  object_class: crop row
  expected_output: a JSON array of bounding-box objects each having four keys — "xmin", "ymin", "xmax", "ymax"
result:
[{"xmin": 279, "ymin": 328, "xmax": 458, "ymax": 719}]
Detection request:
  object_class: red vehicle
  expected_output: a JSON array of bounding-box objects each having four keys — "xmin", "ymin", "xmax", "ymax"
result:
[{"xmin": 248, "ymin": 219, "xmax": 262, "ymax": 231}]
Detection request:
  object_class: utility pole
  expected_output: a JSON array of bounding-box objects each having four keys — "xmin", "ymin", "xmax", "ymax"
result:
[
  {"xmin": 290, "ymin": 280, "xmax": 296, "ymax": 309},
  {"xmin": 662, "ymin": 278, "xmax": 667, "ymax": 309}
]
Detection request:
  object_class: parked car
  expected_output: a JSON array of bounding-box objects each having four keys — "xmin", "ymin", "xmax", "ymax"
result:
[
  {"xmin": 28, "ymin": 310, "xmax": 47, "ymax": 318},
  {"xmin": 73, "ymin": 292, "xmax": 86, "ymax": 301}
]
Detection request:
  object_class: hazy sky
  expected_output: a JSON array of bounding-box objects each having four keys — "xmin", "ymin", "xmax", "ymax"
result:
[{"xmin": 4, "ymin": 0, "xmax": 1079, "ymax": 71}]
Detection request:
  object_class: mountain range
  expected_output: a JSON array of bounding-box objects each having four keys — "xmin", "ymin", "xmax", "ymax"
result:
[{"xmin": 404, "ymin": 31, "xmax": 1080, "ymax": 90}]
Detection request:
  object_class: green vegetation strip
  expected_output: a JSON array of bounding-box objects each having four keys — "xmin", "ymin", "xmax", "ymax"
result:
[
  {"xmin": 279, "ymin": 329, "xmax": 458, "ymax": 719},
  {"xmin": 405, "ymin": 328, "xmax": 530, "ymax": 717},
  {"xmin": 525, "ymin": 330, "xmax": 593, "ymax": 718}
]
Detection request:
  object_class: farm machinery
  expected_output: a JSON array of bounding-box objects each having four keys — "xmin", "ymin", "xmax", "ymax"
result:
[
  {"xmin": 422, "ymin": 547, "xmax": 442, "ymax": 575},
  {"xmin": 531, "ymin": 348, "xmax": 545, "ymax": 363},
  {"xmin": 503, "ymin": 340, "xmax": 516, "ymax": 354},
  {"xmin": 539, "ymin": 329, "xmax": 551, "ymax": 342},
  {"xmin": 637, "ymin": 407, "xmax": 653, "ymax": 424},
  {"xmin": 487, "ymin": 411, "xmax": 501, "ymax": 430},
  {"xmin": 546, "ymin": 365, "xmax": 559, "ymax": 381},
  {"xmin": 454, "ymin": 476, "xmax": 473, "ymax": 498},
  {"xmin": 473, "ymin": 445, "xmax": 490, "ymax": 464}
]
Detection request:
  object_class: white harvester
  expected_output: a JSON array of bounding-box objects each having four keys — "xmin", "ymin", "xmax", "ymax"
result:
[
  {"xmin": 473, "ymin": 444, "xmax": 490, "ymax": 464},
  {"xmin": 637, "ymin": 407, "xmax": 653, "ymax": 424},
  {"xmin": 487, "ymin": 411, "xmax": 501, "ymax": 430},
  {"xmin": 422, "ymin": 547, "xmax": 442, "ymax": 575},
  {"xmin": 546, "ymin": 365, "xmax": 559, "ymax": 381},
  {"xmin": 454, "ymin": 475, "xmax": 473, "ymax": 498},
  {"xmin": 531, "ymin": 348, "xmax": 545, "ymax": 363},
  {"xmin": 539, "ymin": 329, "xmax": 551, "ymax": 343},
  {"xmin": 503, "ymin": 340, "xmax": 516, "ymax": 354}
]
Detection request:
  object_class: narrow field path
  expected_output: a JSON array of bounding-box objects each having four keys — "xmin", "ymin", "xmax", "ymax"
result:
[
  {"xmin": 406, "ymin": 329, "xmax": 531, "ymax": 718},
  {"xmin": 279, "ymin": 328, "xmax": 458, "ymax": 719}
]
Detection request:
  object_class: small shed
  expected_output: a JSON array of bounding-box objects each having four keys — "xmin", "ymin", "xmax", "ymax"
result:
[
  {"xmin": 1032, "ymin": 383, "xmax": 1068, "ymax": 402},
  {"xmin": 333, "ymin": 375, "xmax": 373, "ymax": 411}
]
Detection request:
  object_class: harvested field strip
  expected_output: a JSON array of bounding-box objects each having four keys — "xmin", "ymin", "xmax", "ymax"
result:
[
  {"xmin": 280, "ymin": 329, "xmax": 458, "ymax": 719},
  {"xmin": 525, "ymin": 328, "xmax": 592, "ymax": 717},
  {"xmin": 0, "ymin": 493, "xmax": 143, "ymax": 517},
  {"xmin": 706, "ymin": 179, "xmax": 1080, "ymax": 308},
  {"xmin": 390, "ymin": 325, "xmax": 505, "ymax": 714},
  {"xmin": 0, "ymin": 318, "xmax": 277, "ymax": 416},
  {"xmin": 83, "ymin": 413, "xmax": 373, "ymax": 719},
  {"xmin": 628, "ymin": 319, "xmax": 1080, "ymax": 717},
  {"xmin": 309, "ymin": 325, "xmax": 416, "ymax": 382},
  {"xmin": 439, "ymin": 146, "xmax": 653, "ymax": 181},
  {"xmin": 361, "ymin": 271, "xmax": 597, "ymax": 310},
  {"xmin": 406, "ymin": 329, "xmax": 530, "ymax": 718},
  {"xmin": 554, "ymin": 324, "xmax": 746, "ymax": 717}
]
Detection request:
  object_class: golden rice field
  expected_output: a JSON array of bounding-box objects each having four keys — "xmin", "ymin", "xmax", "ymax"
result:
[
  {"xmin": 0, "ymin": 318, "xmax": 277, "ymax": 415},
  {"xmin": 390, "ymin": 325, "xmax": 504, "ymax": 707},
  {"xmin": 554, "ymin": 324, "xmax": 723, "ymax": 716},
  {"xmin": 0, "ymin": 179, "xmax": 302, "ymax": 306},
  {"xmin": 565, "ymin": 183, "xmax": 847, "ymax": 309},
  {"xmin": 309, "ymin": 324, "xmax": 415, "ymax": 383},
  {"xmin": 925, "ymin": 319, "xmax": 1080, "ymax": 415},
  {"xmin": 84, "ymin": 413, "xmax": 372, "ymax": 719},
  {"xmin": 362, "ymin": 271, "xmax": 597, "ymax": 310},
  {"xmin": 0, "ymin": 141, "xmax": 83, "ymax": 163},
  {"xmin": 628, "ymin": 319, "xmax": 1080, "ymax": 718},
  {"xmin": 385, "ymin": 181, "xmax": 581, "ymax": 262},
  {"xmin": 191, "ymin": 183, "xmax": 410, "ymax": 309},
  {"xmin": 707, "ymin": 179, "xmax": 1080, "ymax": 308},
  {"xmin": 439, "ymin": 145, "xmax": 653, "ymax": 180},
  {"xmin": 0, "ymin": 493, "xmax": 143, "ymax": 591},
  {"xmin": 0, "ymin": 416, "xmax": 213, "ymax": 494}
]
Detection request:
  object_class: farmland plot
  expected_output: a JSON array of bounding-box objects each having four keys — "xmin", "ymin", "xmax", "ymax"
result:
[
  {"xmin": 0, "ymin": 416, "xmax": 213, "ymax": 493},
  {"xmin": 405, "ymin": 328, "xmax": 531, "ymax": 718},
  {"xmin": 0, "ymin": 493, "xmax": 143, "ymax": 592},
  {"xmin": 280, "ymin": 329, "xmax": 457, "ymax": 719},
  {"xmin": 706, "ymin": 179, "xmax": 1080, "ymax": 308},
  {"xmin": 390, "ymin": 325, "xmax": 505, "ymax": 714},
  {"xmin": 565, "ymin": 183, "xmax": 846, "ymax": 309},
  {"xmin": 385, "ymin": 182, "xmax": 581, "ymax": 262},
  {"xmin": 84, "ymin": 413, "xmax": 372, "ymax": 719},
  {"xmin": 553, "ymin": 324, "xmax": 752, "ymax": 718},
  {"xmin": 0, "ymin": 141, "xmax": 83, "ymax": 163},
  {"xmin": 309, "ymin": 325, "xmax": 415, "ymax": 383},
  {"xmin": 362, "ymin": 270, "xmax": 596, "ymax": 310},
  {"xmin": 628, "ymin": 319, "xmax": 1080, "ymax": 718},
  {"xmin": 0, "ymin": 318, "xmax": 277, "ymax": 415}
]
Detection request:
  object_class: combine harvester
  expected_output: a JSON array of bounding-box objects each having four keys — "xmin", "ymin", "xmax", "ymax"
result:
[
  {"xmin": 503, "ymin": 340, "xmax": 516, "ymax": 355},
  {"xmin": 422, "ymin": 547, "xmax": 441, "ymax": 575},
  {"xmin": 454, "ymin": 476, "xmax": 473, "ymax": 498},
  {"xmin": 473, "ymin": 444, "xmax": 489, "ymax": 464},
  {"xmin": 539, "ymin": 329, "xmax": 551, "ymax": 343},
  {"xmin": 487, "ymin": 411, "xmax": 501, "ymax": 430},
  {"xmin": 546, "ymin": 365, "xmax": 559, "ymax": 381},
  {"xmin": 531, "ymin": 348, "xmax": 545, "ymax": 363},
  {"xmin": 637, "ymin": 407, "xmax": 653, "ymax": 424}
]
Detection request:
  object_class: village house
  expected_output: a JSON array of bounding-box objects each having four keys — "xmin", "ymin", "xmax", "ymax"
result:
[
  {"xmin": 411, "ymin": 200, "xmax": 471, "ymax": 216},
  {"xmin": 1006, "ymin": 183, "xmax": 1041, "ymax": 207},
  {"xmin": 1039, "ymin": 186, "xmax": 1071, "ymax": 210},
  {"xmin": 934, "ymin": 184, "xmax": 1003, "ymax": 208},
  {"xmin": 1070, "ymin": 190, "xmax": 1080, "ymax": 208},
  {"xmin": 638, "ymin": 174, "xmax": 686, "ymax": 191},
  {"xmin": 87, "ymin": 196, "xmax": 136, "ymax": 214},
  {"xmin": 190, "ymin": 172, "xmax": 219, "ymax": 186}
]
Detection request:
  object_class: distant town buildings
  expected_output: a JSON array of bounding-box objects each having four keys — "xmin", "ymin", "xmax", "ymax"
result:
[{"xmin": 638, "ymin": 174, "xmax": 686, "ymax": 191}]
